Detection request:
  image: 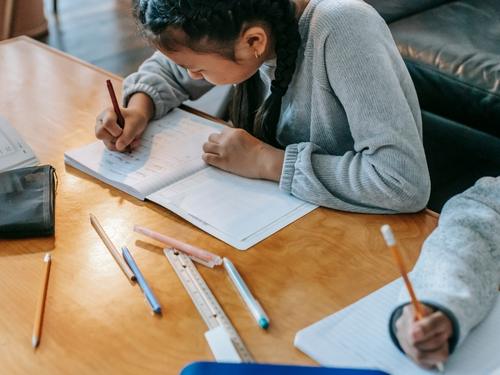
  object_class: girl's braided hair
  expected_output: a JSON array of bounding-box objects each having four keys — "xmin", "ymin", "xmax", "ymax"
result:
[{"xmin": 133, "ymin": 0, "xmax": 301, "ymax": 147}]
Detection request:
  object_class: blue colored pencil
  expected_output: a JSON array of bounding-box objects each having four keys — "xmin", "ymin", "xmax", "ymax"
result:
[{"xmin": 122, "ymin": 246, "xmax": 162, "ymax": 314}]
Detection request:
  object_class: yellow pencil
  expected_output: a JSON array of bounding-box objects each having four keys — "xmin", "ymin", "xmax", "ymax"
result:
[
  {"xmin": 381, "ymin": 224, "xmax": 424, "ymax": 319},
  {"xmin": 89, "ymin": 213, "xmax": 135, "ymax": 282},
  {"xmin": 32, "ymin": 253, "xmax": 51, "ymax": 348},
  {"xmin": 381, "ymin": 224, "xmax": 444, "ymax": 372}
]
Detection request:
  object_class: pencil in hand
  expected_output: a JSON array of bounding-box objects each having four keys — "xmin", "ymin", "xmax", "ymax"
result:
[
  {"xmin": 32, "ymin": 253, "xmax": 52, "ymax": 348},
  {"xmin": 381, "ymin": 224, "xmax": 444, "ymax": 372},
  {"xmin": 380, "ymin": 224, "xmax": 424, "ymax": 319},
  {"xmin": 106, "ymin": 79, "xmax": 125, "ymax": 128}
]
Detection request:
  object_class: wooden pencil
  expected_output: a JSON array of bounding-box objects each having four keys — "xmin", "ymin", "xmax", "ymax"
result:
[
  {"xmin": 89, "ymin": 213, "xmax": 135, "ymax": 281},
  {"xmin": 381, "ymin": 224, "xmax": 424, "ymax": 319},
  {"xmin": 32, "ymin": 253, "xmax": 52, "ymax": 348},
  {"xmin": 381, "ymin": 224, "xmax": 444, "ymax": 372}
]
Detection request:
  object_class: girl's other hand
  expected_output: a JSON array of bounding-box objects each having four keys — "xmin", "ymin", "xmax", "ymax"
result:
[
  {"xmin": 395, "ymin": 304, "xmax": 453, "ymax": 369},
  {"xmin": 202, "ymin": 127, "xmax": 284, "ymax": 181},
  {"xmin": 95, "ymin": 107, "xmax": 149, "ymax": 152}
]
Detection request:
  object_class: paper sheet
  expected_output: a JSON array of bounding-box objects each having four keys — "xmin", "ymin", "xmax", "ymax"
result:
[
  {"xmin": 64, "ymin": 108, "xmax": 221, "ymax": 199},
  {"xmin": 295, "ymin": 279, "xmax": 500, "ymax": 375},
  {"xmin": 0, "ymin": 116, "xmax": 38, "ymax": 172},
  {"xmin": 148, "ymin": 167, "xmax": 316, "ymax": 246}
]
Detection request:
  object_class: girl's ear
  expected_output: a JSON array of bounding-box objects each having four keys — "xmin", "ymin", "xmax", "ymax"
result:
[{"xmin": 240, "ymin": 26, "xmax": 269, "ymax": 59}]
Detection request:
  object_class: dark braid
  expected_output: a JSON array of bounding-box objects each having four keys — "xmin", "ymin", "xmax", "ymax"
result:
[{"xmin": 133, "ymin": 0, "xmax": 301, "ymax": 147}]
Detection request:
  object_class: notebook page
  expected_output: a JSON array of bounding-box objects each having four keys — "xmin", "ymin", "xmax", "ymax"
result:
[
  {"xmin": 64, "ymin": 108, "xmax": 222, "ymax": 200},
  {"xmin": 0, "ymin": 116, "xmax": 38, "ymax": 172},
  {"xmin": 147, "ymin": 167, "xmax": 317, "ymax": 250},
  {"xmin": 295, "ymin": 279, "xmax": 500, "ymax": 375}
]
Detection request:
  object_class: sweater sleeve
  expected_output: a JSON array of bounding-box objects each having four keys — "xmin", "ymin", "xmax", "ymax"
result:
[
  {"xmin": 279, "ymin": 1, "xmax": 430, "ymax": 213},
  {"xmin": 396, "ymin": 176, "xmax": 500, "ymax": 347},
  {"xmin": 122, "ymin": 51, "xmax": 214, "ymax": 119}
]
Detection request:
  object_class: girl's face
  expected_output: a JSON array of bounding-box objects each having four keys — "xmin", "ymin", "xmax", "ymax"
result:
[{"xmin": 159, "ymin": 26, "xmax": 271, "ymax": 85}]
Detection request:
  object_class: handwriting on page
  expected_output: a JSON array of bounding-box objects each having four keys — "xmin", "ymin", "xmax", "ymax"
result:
[
  {"xmin": 100, "ymin": 118, "xmax": 213, "ymax": 177},
  {"xmin": 66, "ymin": 113, "xmax": 220, "ymax": 197}
]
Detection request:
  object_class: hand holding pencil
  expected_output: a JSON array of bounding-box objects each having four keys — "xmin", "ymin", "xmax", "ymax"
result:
[
  {"xmin": 395, "ymin": 304, "xmax": 453, "ymax": 370},
  {"xmin": 381, "ymin": 224, "xmax": 451, "ymax": 371},
  {"xmin": 95, "ymin": 82, "xmax": 151, "ymax": 152}
]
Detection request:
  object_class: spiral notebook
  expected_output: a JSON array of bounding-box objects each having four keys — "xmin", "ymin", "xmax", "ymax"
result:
[
  {"xmin": 295, "ymin": 278, "xmax": 500, "ymax": 375},
  {"xmin": 64, "ymin": 108, "xmax": 317, "ymax": 250}
]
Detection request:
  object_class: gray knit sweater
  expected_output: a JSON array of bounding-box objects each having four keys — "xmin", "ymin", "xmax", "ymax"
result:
[
  {"xmin": 123, "ymin": 0, "xmax": 430, "ymax": 213},
  {"xmin": 392, "ymin": 177, "xmax": 500, "ymax": 350}
]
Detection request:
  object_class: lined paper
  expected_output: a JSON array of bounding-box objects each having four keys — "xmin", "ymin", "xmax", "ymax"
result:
[
  {"xmin": 148, "ymin": 167, "xmax": 315, "ymax": 247},
  {"xmin": 295, "ymin": 279, "xmax": 500, "ymax": 375}
]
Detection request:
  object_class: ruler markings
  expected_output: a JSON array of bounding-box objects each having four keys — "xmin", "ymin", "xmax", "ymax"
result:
[{"xmin": 164, "ymin": 248, "xmax": 254, "ymax": 362}]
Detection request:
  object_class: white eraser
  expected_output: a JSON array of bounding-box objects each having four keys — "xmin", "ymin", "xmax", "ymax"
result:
[
  {"xmin": 380, "ymin": 224, "xmax": 396, "ymax": 246},
  {"xmin": 204, "ymin": 326, "xmax": 241, "ymax": 363}
]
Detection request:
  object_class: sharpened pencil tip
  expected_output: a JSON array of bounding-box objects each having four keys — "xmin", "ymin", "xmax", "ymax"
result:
[{"xmin": 32, "ymin": 336, "xmax": 39, "ymax": 348}]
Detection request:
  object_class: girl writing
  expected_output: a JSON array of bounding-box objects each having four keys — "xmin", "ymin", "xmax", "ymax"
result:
[{"xmin": 95, "ymin": 0, "xmax": 430, "ymax": 213}]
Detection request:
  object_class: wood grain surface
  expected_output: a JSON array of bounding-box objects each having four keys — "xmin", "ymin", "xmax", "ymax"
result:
[{"xmin": 0, "ymin": 37, "xmax": 438, "ymax": 375}]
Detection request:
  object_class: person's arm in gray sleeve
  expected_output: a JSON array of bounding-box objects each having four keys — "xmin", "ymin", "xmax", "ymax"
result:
[
  {"xmin": 123, "ymin": 51, "xmax": 214, "ymax": 119},
  {"xmin": 390, "ymin": 176, "xmax": 500, "ymax": 358},
  {"xmin": 279, "ymin": 2, "xmax": 430, "ymax": 213}
]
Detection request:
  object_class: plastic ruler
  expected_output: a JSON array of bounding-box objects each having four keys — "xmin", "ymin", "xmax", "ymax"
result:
[{"xmin": 163, "ymin": 248, "xmax": 254, "ymax": 362}]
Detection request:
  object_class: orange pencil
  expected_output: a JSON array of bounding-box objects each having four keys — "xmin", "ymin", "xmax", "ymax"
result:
[
  {"xmin": 381, "ymin": 224, "xmax": 444, "ymax": 371},
  {"xmin": 32, "ymin": 253, "xmax": 52, "ymax": 348},
  {"xmin": 380, "ymin": 224, "xmax": 424, "ymax": 319}
]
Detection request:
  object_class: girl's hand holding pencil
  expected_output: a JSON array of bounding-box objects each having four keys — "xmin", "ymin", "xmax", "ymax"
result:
[{"xmin": 96, "ymin": 91, "xmax": 154, "ymax": 152}]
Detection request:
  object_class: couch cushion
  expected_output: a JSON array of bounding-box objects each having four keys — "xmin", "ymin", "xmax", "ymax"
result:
[
  {"xmin": 422, "ymin": 111, "xmax": 500, "ymax": 212},
  {"xmin": 390, "ymin": 0, "xmax": 500, "ymax": 136},
  {"xmin": 363, "ymin": 0, "xmax": 450, "ymax": 22}
]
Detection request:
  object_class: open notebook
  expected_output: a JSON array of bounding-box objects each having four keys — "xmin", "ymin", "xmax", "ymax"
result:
[
  {"xmin": 64, "ymin": 108, "xmax": 317, "ymax": 250},
  {"xmin": 295, "ymin": 278, "xmax": 500, "ymax": 375},
  {"xmin": 0, "ymin": 116, "xmax": 38, "ymax": 172}
]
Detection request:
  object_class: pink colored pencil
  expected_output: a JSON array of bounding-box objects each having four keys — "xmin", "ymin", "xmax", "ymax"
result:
[{"xmin": 134, "ymin": 225, "xmax": 222, "ymax": 268}]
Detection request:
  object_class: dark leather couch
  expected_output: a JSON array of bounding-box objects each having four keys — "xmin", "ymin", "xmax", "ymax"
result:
[{"xmin": 365, "ymin": 0, "xmax": 500, "ymax": 211}]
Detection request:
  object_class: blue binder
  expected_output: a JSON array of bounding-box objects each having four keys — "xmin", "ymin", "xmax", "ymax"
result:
[{"xmin": 180, "ymin": 362, "xmax": 389, "ymax": 375}]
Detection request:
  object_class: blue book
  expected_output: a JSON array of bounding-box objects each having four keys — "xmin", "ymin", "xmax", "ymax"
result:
[{"xmin": 180, "ymin": 362, "xmax": 389, "ymax": 375}]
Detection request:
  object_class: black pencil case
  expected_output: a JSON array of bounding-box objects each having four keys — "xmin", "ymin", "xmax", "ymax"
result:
[{"xmin": 0, "ymin": 165, "xmax": 56, "ymax": 238}]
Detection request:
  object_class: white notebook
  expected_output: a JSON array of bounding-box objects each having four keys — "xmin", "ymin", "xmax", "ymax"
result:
[
  {"xmin": 0, "ymin": 116, "xmax": 38, "ymax": 172},
  {"xmin": 64, "ymin": 108, "xmax": 317, "ymax": 250},
  {"xmin": 295, "ymin": 278, "xmax": 500, "ymax": 375}
]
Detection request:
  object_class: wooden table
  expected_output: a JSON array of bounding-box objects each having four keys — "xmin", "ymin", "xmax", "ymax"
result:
[{"xmin": 0, "ymin": 37, "xmax": 438, "ymax": 375}]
